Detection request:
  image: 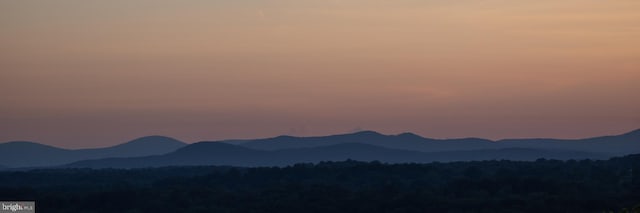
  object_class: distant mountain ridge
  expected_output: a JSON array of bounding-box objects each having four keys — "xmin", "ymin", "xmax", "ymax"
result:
[
  {"xmin": 240, "ymin": 130, "xmax": 496, "ymax": 152},
  {"xmin": 238, "ymin": 129, "xmax": 640, "ymax": 155},
  {"xmin": 2, "ymin": 129, "xmax": 639, "ymax": 169},
  {"xmin": 66, "ymin": 142, "xmax": 607, "ymax": 169},
  {"xmin": 66, "ymin": 129, "xmax": 638, "ymax": 169},
  {"xmin": 0, "ymin": 136, "xmax": 186, "ymax": 168}
]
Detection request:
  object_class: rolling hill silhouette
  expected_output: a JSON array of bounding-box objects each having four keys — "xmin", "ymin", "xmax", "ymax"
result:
[
  {"xmin": 3, "ymin": 129, "xmax": 639, "ymax": 169},
  {"xmin": 241, "ymin": 130, "xmax": 496, "ymax": 152},
  {"xmin": 66, "ymin": 142, "xmax": 606, "ymax": 168},
  {"xmin": 496, "ymin": 128, "xmax": 640, "ymax": 154},
  {"xmin": 239, "ymin": 129, "xmax": 640, "ymax": 155},
  {"xmin": 0, "ymin": 136, "xmax": 186, "ymax": 168}
]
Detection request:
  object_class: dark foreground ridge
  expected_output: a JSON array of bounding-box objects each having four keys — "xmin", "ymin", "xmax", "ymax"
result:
[{"xmin": 1, "ymin": 155, "xmax": 639, "ymax": 212}]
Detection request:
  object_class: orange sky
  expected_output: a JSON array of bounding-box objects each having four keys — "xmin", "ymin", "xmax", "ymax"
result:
[{"xmin": 1, "ymin": 0, "xmax": 639, "ymax": 148}]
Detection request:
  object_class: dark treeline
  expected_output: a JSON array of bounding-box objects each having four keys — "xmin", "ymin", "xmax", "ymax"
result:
[{"xmin": 0, "ymin": 155, "xmax": 639, "ymax": 213}]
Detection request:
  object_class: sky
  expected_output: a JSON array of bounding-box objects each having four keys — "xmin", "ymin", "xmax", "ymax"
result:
[{"xmin": 1, "ymin": 0, "xmax": 639, "ymax": 148}]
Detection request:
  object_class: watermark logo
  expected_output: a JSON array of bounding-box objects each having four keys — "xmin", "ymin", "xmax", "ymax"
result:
[{"xmin": 0, "ymin": 202, "xmax": 34, "ymax": 213}]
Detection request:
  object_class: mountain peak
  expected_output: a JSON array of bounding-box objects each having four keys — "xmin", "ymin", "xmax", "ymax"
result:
[
  {"xmin": 273, "ymin": 135, "xmax": 298, "ymax": 139},
  {"xmin": 350, "ymin": 130, "xmax": 384, "ymax": 136},
  {"xmin": 118, "ymin": 136, "xmax": 185, "ymax": 147},
  {"xmin": 621, "ymin": 128, "xmax": 640, "ymax": 137},
  {"xmin": 396, "ymin": 132, "xmax": 423, "ymax": 138},
  {"xmin": 106, "ymin": 136, "xmax": 187, "ymax": 155}
]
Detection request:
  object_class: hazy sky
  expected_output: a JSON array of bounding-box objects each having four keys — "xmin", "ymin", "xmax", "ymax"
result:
[{"xmin": 1, "ymin": 0, "xmax": 639, "ymax": 148}]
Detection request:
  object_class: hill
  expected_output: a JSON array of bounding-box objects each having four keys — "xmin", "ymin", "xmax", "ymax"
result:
[
  {"xmin": 239, "ymin": 129, "xmax": 640, "ymax": 155},
  {"xmin": 66, "ymin": 142, "xmax": 606, "ymax": 168},
  {"xmin": 0, "ymin": 136, "xmax": 186, "ymax": 168}
]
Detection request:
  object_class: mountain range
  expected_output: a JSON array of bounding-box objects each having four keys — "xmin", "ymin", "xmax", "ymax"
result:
[
  {"xmin": 0, "ymin": 136, "xmax": 186, "ymax": 168},
  {"xmin": 67, "ymin": 143, "xmax": 606, "ymax": 168},
  {"xmin": 239, "ymin": 130, "xmax": 640, "ymax": 154},
  {"xmin": 1, "ymin": 129, "xmax": 639, "ymax": 169}
]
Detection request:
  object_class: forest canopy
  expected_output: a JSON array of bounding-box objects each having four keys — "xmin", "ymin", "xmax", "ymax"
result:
[{"xmin": 0, "ymin": 155, "xmax": 639, "ymax": 213}]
